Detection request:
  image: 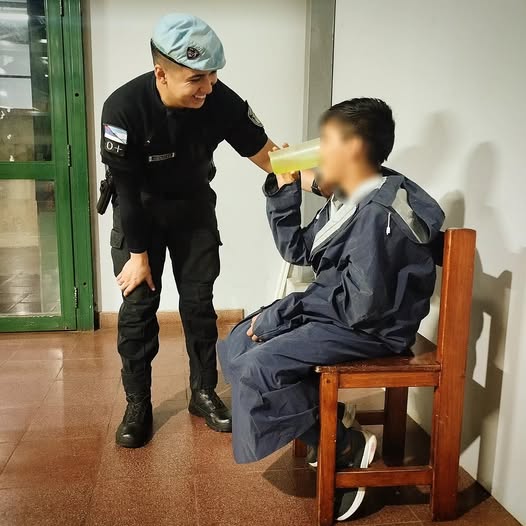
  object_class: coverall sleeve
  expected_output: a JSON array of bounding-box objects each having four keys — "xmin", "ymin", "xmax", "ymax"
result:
[
  {"xmin": 253, "ymin": 204, "xmax": 394, "ymax": 341},
  {"xmin": 263, "ymin": 173, "xmax": 322, "ymax": 266}
]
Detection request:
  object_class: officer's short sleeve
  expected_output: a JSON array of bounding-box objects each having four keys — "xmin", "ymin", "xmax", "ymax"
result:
[
  {"xmin": 217, "ymin": 82, "xmax": 268, "ymax": 158},
  {"xmin": 100, "ymin": 96, "xmax": 142, "ymax": 171}
]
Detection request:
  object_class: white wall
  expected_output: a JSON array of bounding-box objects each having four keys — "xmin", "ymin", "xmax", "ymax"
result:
[
  {"xmin": 83, "ymin": 0, "xmax": 307, "ymax": 313},
  {"xmin": 334, "ymin": 0, "xmax": 526, "ymax": 522}
]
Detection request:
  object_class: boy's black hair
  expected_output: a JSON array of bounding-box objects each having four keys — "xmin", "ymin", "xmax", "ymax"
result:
[{"xmin": 320, "ymin": 98, "xmax": 395, "ymax": 166}]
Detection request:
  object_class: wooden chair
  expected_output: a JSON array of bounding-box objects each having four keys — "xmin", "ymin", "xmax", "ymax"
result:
[{"xmin": 293, "ymin": 228, "xmax": 477, "ymax": 525}]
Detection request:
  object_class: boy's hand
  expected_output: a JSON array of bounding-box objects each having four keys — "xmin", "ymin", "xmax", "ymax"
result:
[
  {"xmin": 270, "ymin": 143, "xmax": 300, "ymax": 189},
  {"xmin": 247, "ymin": 314, "xmax": 261, "ymax": 342},
  {"xmin": 301, "ymin": 168, "xmax": 334, "ymax": 198}
]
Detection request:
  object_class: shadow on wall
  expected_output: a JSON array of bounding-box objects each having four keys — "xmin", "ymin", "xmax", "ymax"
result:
[
  {"xmin": 392, "ymin": 119, "xmax": 525, "ymax": 493},
  {"xmin": 391, "ymin": 111, "xmax": 456, "ymax": 187}
]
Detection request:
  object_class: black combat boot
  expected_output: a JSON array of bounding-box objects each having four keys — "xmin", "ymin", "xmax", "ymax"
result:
[
  {"xmin": 115, "ymin": 394, "xmax": 153, "ymax": 448},
  {"xmin": 188, "ymin": 388, "xmax": 232, "ymax": 433},
  {"xmin": 116, "ymin": 369, "xmax": 153, "ymax": 448}
]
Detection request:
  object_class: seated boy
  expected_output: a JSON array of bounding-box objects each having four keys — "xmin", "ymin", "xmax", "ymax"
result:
[{"xmin": 217, "ymin": 98, "xmax": 444, "ymax": 520}]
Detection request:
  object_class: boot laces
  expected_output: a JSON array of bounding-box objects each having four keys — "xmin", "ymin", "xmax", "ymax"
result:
[
  {"xmin": 203, "ymin": 389, "xmax": 225, "ymax": 410},
  {"xmin": 125, "ymin": 400, "xmax": 148, "ymax": 423}
]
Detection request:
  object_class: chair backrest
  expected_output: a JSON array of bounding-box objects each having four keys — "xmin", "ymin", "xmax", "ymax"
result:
[{"xmin": 435, "ymin": 229, "xmax": 477, "ymax": 365}]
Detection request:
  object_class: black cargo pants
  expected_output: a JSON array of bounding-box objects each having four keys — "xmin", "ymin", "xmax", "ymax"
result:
[{"xmin": 110, "ymin": 194, "xmax": 221, "ymax": 398}]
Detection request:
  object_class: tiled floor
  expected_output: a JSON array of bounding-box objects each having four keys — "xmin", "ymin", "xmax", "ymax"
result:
[{"xmin": 0, "ymin": 326, "xmax": 521, "ymax": 526}]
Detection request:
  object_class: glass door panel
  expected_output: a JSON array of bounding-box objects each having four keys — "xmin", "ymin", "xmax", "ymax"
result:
[
  {"xmin": 0, "ymin": 0, "xmax": 52, "ymax": 161},
  {"xmin": 0, "ymin": 179, "xmax": 60, "ymax": 315},
  {"xmin": 0, "ymin": 0, "xmax": 78, "ymax": 331}
]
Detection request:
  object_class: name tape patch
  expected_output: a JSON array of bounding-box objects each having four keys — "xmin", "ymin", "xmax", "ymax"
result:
[{"xmin": 148, "ymin": 152, "xmax": 176, "ymax": 163}]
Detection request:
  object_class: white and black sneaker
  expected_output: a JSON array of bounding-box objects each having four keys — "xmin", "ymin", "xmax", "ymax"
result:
[
  {"xmin": 335, "ymin": 429, "xmax": 377, "ymax": 521},
  {"xmin": 307, "ymin": 402, "xmax": 357, "ymax": 468}
]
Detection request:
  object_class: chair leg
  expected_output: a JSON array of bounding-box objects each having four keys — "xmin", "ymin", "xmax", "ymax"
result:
[
  {"xmin": 382, "ymin": 387, "xmax": 408, "ymax": 465},
  {"xmin": 316, "ymin": 372, "xmax": 339, "ymax": 526},
  {"xmin": 292, "ymin": 439, "xmax": 308, "ymax": 457},
  {"xmin": 430, "ymin": 379, "xmax": 464, "ymax": 520}
]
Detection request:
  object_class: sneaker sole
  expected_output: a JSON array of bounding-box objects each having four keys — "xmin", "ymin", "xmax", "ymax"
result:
[
  {"xmin": 336, "ymin": 430, "xmax": 377, "ymax": 521},
  {"xmin": 308, "ymin": 402, "xmax": 358, "ymax": 468}
]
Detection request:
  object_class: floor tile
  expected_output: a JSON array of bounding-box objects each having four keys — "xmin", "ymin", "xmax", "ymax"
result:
[
  {"xmin": 0, "ymin": 482, "xmax": 93, "ymax": 526},
  {"xmin": 97, "ymin": 433, "xmax": 195, "ymax": 480},
  {"xmin": 58, "ymin": 358, "xmax": 121, "ymax": 380},
  {"xmin": 22, "ymin": 403, "xmax": 113, "ymax": 442},
  {"xmin": 290, "ymin": 465, "xmax": 421, "ymax": 525},
  {"xmin": 0, "ymin": 347, "xmax": 17, "ymax": 367},
  {"xmin": 0, "ymin": 407, "xmax": 37, "ymax": 443},
  {"xmin": 85, "ymin": 477, "xmax": 196, "ymax": 526},
  {"xmin": 337, "ymin": 487, "xmax": 421, "ymax": 525},
  {"xmin": 0, "ymin": 443, "xmax": 16, "ymax": 474},
  {"xmin": 151, "ymin": 354, "xmax": 189, "ymax": 377},
  {"xmin": 0, "ymin": 326, "xmax": 521, "ymax": 526},
  {"xmin": 63, "ymin": 331, "xmax": 119, "ymax": 359},
  {"xmin": 0, "ymin": 360, "xmax": 62, "ymax": 382},
  {"xmin": 157, "ymin": 335, "xmax": 187, "ymax": 355},
  {"xmin": 415, "ymin": 492, "xmax": 521, "ymax": 525},
  {"xmin": 42, "ymin": 378, "xmax": 120, "ymax": 407},
  {"xmin": 195, "ymin": 470, "xmax": 313, "ymax": 526},
  {"xmin": 0, "ymin": 437, "xmax": 104, "ymax": 488},
  {"xmin": 151, "ymin": 401, "xmax": 204, "ymax": 436},
  {"xmin": 191, "ymin": 431, "xmax": 308, "ymax": 475},
  {"xmin": 9, "ymin": 346, "xmax": 67, "ymax": 361},
  {"xmin": 8, "ymin": 334, "xmax": 78, "ymax": 361},
  {"xmin": 408, "ymin": 467, "xmax": 497, "ymax": 524},
  {"xmin": 0, "ymin": 379, "xmax": 52, "ymax": 409}
]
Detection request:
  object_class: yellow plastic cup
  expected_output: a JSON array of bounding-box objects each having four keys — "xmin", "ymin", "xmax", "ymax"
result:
[{"xmin": 269, "ymin": 138, "xmax": 320, "ymax": 174}]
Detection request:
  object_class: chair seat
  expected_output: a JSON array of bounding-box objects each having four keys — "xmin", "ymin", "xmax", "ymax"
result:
[{"xmin": 314, "ymin": 334, "xmax": 440, "ymax": 374}]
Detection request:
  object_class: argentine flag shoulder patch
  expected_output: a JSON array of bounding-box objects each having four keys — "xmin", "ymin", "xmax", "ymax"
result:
[{"xmin": 103, "ymin": 124, "xmax": 127, "ymax": 157}]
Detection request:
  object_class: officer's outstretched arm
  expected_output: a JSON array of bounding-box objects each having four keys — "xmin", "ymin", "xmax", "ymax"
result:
[{"xmin": 248, "ymin": 138, "xmax": 276, "ymax": 173}]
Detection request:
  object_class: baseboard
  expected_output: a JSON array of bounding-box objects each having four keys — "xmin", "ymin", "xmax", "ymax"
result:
[{"xmin": 98, "ymin": 309, "xmax": 244, "ymax": 329}]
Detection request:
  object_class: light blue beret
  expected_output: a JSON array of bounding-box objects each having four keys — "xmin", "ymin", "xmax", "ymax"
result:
[{"xmin": 152, "ymin": 13, "xmax": 226, "ymax": 71}]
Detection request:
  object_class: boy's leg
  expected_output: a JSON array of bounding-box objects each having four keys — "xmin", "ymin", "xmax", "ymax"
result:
[
  {"xmin": 217, "ymin": 317, "xmax": 259, "ymax": 384},
  {"xmin": 227, "ymin": 322, "xmax": 391, "ymax": 463}
]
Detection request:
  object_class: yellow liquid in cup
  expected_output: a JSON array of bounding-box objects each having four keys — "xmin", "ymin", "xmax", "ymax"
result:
[{"xmin": 269, "ymin": 138, "xmax": 320, "ymax": 174}]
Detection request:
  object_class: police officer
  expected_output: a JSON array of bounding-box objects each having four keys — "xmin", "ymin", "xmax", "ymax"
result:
[{"xmin": 100, "ymin": 13, "xmax": 287, "ymax": 448}]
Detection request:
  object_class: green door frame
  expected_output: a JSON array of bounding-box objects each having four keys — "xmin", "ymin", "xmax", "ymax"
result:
[
  {"xmin": 62, "ymin": 0, "xmax": 94, "ymax": 330},
  {"xmin": 0, "ymin": 0, "xmax": 94, "ymax": 332}
]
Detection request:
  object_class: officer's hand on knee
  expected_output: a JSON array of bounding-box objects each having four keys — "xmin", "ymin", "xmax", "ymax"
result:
[{"xmin": 117, "ymin": 252, "xmax": 156, "ymax": 297}]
